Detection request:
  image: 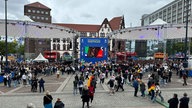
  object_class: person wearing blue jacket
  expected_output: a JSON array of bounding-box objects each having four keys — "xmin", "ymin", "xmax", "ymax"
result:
[
  {"xmin": 38, "ymin": 78, "xmax": 45, "ymax": 93},
  {"xmin": 133, "ymin": 78, "xmax": 139, "ymax": 97}
]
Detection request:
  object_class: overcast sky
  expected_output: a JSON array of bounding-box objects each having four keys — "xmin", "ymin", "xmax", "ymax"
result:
[{"xmin": 0, "ymin": 0, "xmax": 174, "ymax": 27}]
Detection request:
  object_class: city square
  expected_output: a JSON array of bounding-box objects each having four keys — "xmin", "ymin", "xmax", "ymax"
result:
[{"xmin": 0, "ymin": 0, "xmax": 192, "ymax": 108}]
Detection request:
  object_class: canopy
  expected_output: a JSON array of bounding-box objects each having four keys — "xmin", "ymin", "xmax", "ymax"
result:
[
  {"xmin": 33, "ymin": 53, "xmax": 48, "ymax": 62},
  {"xmin": 150, "ymin": 18, "xmax": 167, "ymax": 25},
  {"xmin": 110, "ymin": 23, "xmax": 192, "ymax": 40},
  {"xmin": 0, "ymin": 19, "xmax": 77, "ymax": 39}
]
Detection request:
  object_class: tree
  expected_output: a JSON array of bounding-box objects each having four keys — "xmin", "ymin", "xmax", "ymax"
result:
[{"xmin": 0, "ymin": 41, "xmax": 24, "ymax": 56}]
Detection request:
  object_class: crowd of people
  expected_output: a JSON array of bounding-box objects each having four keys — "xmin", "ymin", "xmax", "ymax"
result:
[{"xmin": 1, "ymin": 59, "xmax": 191, "ymax": 108}]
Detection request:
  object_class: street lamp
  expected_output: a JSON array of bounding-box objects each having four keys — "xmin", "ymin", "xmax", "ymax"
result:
[
  {"xmin": 184, "ymin": 0, "xmax": 189, "ymax": 68},
  {"xmin": 5, "ymin": 0, "xmax": 8, "ymax": 73}
]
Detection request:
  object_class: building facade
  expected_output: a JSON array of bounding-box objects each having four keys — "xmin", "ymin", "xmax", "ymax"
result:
[
  {"xmin": 141, "ymin": 0, "xmax": 192, "ymax": 26},
  {"xmin": 24, "ymin": 2, "xmax": 125, "ymax": 61},
  {"xmin": 54, "ymin": 16, "xmax": 125, "ymax": 59},
  {"xmin": 140, "ymin": 0, "xmax": 192, "ymax": 57},
  {"xmin": 24, "ymin": 2, "xmax": 52, "ymax": 23}
]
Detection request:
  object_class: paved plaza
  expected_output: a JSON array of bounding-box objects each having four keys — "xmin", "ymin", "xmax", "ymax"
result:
[{"xmin": 0, "ymin": 71, "xmax": 192, "ymax": 108}]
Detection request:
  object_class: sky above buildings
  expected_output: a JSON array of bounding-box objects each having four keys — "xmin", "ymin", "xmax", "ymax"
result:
[{"xmin": 0, "ymin": 0, "xmax": 174, "ymax": 27}]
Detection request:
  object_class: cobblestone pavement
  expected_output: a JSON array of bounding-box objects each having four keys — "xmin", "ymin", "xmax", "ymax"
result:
[{"xmin": 0, "ymin": 71, "xmax": 192, "ymax": 108}]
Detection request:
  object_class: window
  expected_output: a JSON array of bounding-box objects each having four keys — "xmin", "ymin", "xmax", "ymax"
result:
[
  {"xmin": 90, "ymin": 32, "xmax": 96, "ymax": 37},
  {"xmin": 105, "ymin": 24, "xmax": 107, "ymax": 28},
  {"xmin": 57, "ymin": 38, "xmax": 60, "ymax": 43},
  {"xmin": 32, "ymin": 10, "xmax": 35, "ymax": 13},
  {"xmin": 28, "ymin": 9, "xmax": 31, "ymax": 12},
  {"xmin": 80, "ymin": 32, "xmax": 87, "ymax": 37},
  {"xmin": 45, "ymin": 12, "xmax": 49, "ymax": 14},
  {"xmin": 41, "ymin": 11, "xmax": 44, "ymax": 14},
  {"xmin": 67, "ymin": 38, "xmax": 71, "ymax": 43},
  {"xmin": 53, "ymin": 38, "xmax": 57, "ymax": 42},
  {"xmin": 41, "ymin": 17, "xmax": 44, "ymax": 20},
  {"xmin": 37, "ymin": 10, "xmax": 40, "ymax": 13},
  {"xmin": 100, "ymin": 33, "xmax": 105, "ymax": 37},
  {"xmin": 46, "ymin": 17, "xmax": 49, "ymax": 20},
  {"xmin": 70, "ymin": 41, "xmax": 72, "ymax": 48},
  {"xmin": 53, "ymin": 44, "xmax": 56, "ymax": 50},
  {"xmin": 62, "ymin": 38, "xmax": 66, "ymax": 43},
  {"xmin": 37, "ymin": 16, "xmax": 40, "ymax": 19},
  {"xmin": 67, "ymin": 44, "xmax": 70, "ymax": 50},
  {"xmin": 32, "ymin": 16, "xmax": 36, "ymax": 19},
  {"xmin": 63, "ymin": 44, "xmax": 66, "ymax": 50},
  {"xmin": 57, "ymin": 44, "xmax": 60, "ymax": 50}
]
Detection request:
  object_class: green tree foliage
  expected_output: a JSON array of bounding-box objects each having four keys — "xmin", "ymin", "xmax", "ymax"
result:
[{"xmin": 0, "ymin": 41, "xmax": 24, "ymax": 55}]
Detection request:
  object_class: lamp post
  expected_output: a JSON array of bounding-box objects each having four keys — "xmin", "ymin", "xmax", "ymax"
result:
[
  {"xmin": 5, "ymin": 0, "xmax": 8, "ymax": 73},
  {"xmin": 184, "ymin": 0, "xmax": 189, "ymax": 68}
]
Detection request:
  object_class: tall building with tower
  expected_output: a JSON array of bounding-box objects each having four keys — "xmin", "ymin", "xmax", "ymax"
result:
[{"xmin": 24, "ymin": 2, "xmax": 52, "ymax": 23}]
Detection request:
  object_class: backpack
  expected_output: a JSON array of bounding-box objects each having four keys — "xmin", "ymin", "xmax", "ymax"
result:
[
  {"xmin": 108, "ymin": 80, "xmax": 114, "ymax": 87},
  {"xmin": 89, "ymin": 86, "xmax": 94, "ymax": 96}
]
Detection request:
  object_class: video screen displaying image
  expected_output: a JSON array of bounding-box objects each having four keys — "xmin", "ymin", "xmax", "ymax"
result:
[{"xmin": 85, "ymin": 46, "xmax": 103, "ymax": 58}]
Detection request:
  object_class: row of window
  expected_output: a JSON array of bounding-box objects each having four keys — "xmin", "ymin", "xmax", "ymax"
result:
[
  {"xmin": 28, "ymin": 9, "xmax": 49, "ymax": 15},
  {"xmin": 80, "ymin": 32, "xmax": 108, "ymax": 37},
  {"xmin": 52, "ymin": 38, "xmax": 72, "ymax": 43},
  {"xmin": 28, "ymin": 15, "xmax": 49, "ymax": 20},
  {"xmin": 149, "ymin": 1, "xmax": 191, "ymax": 22},
  {"xmin": 52, "ymin": 44, "xmax": 72, "ymax": 50}
]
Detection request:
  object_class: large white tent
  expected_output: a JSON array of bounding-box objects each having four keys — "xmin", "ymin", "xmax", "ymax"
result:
[
  {"xmin": 110, "ymin": 19, "xmax": 192, "ymax": 40},
  {"xmin": 0, "ymin": 19, "xmax": 77, "ymax": 39},
  {"xmin": 33, "ymin": 53, "xmax": 48, "ymax": 62},
  {"xmin": 150, "ymin": 18, "xmax": 167, "ymax": 26}
]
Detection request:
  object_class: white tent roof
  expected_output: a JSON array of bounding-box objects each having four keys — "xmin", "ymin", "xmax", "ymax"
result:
[
  {"xmin": 111, "ymin": 23, "xmax": 192, "ymax": 40},
  {"xmin": 19, "ymin": 15, "xmax": 34, "ymax": 22},
  {"xmin": 33, "ymin": 53, "xmax": 48, "ymax": 62},
  {"xmin": 0, "ymin": 19, "xmax": 77, "ymax": 39},
  {"xmin": 150, "ymin": 18, "xmax": 167, "ymax": 25}
]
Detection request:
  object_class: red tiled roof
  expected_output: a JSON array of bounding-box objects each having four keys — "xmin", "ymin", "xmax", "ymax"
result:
[
  {"xmin": 53, "ymin": 16, "xmax": 123, "ymax": 32},
  {"xmin": 25, "ymin": 2, "xmax": 51, "ymax": 10},
  {"xmin": 54, "ymin": 23, "xmax": 100, "ymax": 32},
  {"xmin": 109, "ymin": 16, "xmax": 122, "ymax": 30}
]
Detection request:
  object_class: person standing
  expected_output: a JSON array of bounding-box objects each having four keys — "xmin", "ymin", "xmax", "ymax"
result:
[
  {"xmin": 88, "ymin": 84, "xmax": 95, "ymax": 106},
  {"xmin": 154, "ymin": 83, "xmax": 164, "ymax": 102},
  {"xmin": 31, "ymin": 76, "xmax": 38, "ymax": 92},
  {"xmin": 78, "ymin": 79, "xmax": 84, "ymax": 95},
  {"xmin": 22, "ymin": 73, "xmax": 27, "ymax": 86},
  {"xmin": 54, "ymin": 98, "xmax": 65, "ymax": 108},
  {"xmin": 182, "ymin": 72, "xmax": 187, "ymax": 86},
  {"xmin": 38, "ymin": 78, "xmax": 45, "ymax": 93},
  {"xmin": 133, "ymin": 78, "xmax": 139, "ymax": 97},
  {"xmin": 73, "ymin": 79, "xmax": 78, "ymax": 95},
  {"xmin": 168, "ymin": 93, "xmax": 179, "ymax": 108},
  {"xmin": 43, "ymin": 91, "xmax": 53, "ymax": 108},
  {"xmin": 179, "ymin": 93, "xmax": 190, "ymax": 108},
  {"xmin": 140, "ymin": 80, "xmax": 146, "ymax": 97},
  {"xmin": 115, "ymin": 74, "xmax": 124, "ymax": 92},
  {"xmin": 81, "ymin": 85, "xmax": 89, "ymax": 108},
  {"xmin": 107, "ymin": 76, "xmax": 115, "ymax": 95},
  {"xmin": 56, "ymin": 69, "xmax": 60, "ymax": 79}
]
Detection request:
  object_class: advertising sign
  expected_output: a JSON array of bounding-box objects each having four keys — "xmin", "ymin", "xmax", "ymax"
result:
[{"xmin": 80, "ymin": 38, "xmax": 108, "ymax": 63}]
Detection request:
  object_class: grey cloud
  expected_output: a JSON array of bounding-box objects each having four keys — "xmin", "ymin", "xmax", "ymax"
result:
[
  {"xmin": 80, "ymin": 13, "xmax": 94, "ymax": 18},
  {"xmin": 0, "ymin": 0, "xmax": 174, "ymax": 27},
  {"xmin": 0, "ymin": 0, "xmax": 29, "ymax": 20}
]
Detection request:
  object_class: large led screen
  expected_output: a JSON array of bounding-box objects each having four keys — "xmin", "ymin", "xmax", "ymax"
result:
[{"xmin": 80, "ymin": 38, "xmax": 108, "ymax": 63}]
